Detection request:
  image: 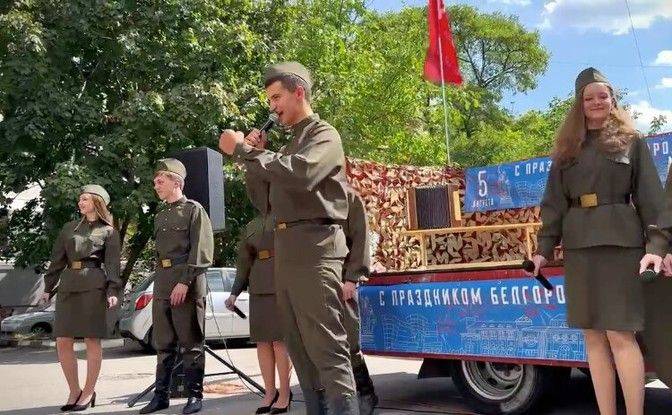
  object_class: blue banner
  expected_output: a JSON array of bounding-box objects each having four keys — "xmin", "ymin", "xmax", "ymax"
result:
[
  {"xmin": 464, "ymin": 132, "xmax": 672, "ymax": 212},
  {"xmin": 359, "ymin": 276, "xmax": 587, "ymax": 362}
]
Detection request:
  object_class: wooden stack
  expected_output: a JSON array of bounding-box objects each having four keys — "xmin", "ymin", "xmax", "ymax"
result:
[{"xmin": 346, "ymin": 158, "xmax": 542, "ymax": 272}]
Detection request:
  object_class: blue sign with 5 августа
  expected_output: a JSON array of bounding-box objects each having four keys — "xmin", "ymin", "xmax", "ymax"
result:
[
  {"xmin": 358, "ymin": 276, "xmax": 586, "ymax": 362},
  {"xmin": 464, "ymin": 132, "xmax": 672, "ymax": 213}
]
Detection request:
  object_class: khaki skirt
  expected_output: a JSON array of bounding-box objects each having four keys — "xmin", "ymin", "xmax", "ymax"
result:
[
  {"xmin": 249, "ymin": 294, "xmax": 283, "ymax": 343},
  {"xmin": 563, "ymin": 246, "xmax": 644, "ymax": 331},
  {"xmin": 54, "ymin": 289, "xmax": 108, "ymax": 338}
]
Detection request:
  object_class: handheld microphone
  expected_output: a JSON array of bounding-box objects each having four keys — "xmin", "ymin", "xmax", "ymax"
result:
[
  {"xmin": 259, "ymin": 113, "xmax": 279, "ymax": 133},
  {"xmin": 232, "ymin": 305, "xmax": 247, "ymax": 319},
  {"xmin": 640, "ymin": 267, "xmax": 661, "ymax": 283},
  {"xmin": 522, "ymin": 260, "xmax": 554, "ymax": 291}
]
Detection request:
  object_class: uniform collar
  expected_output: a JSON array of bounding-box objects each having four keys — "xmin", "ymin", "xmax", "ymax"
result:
[
  {"xmin": 168, "ymin": 196, "xmax": 187, "ymax": 207},
  {"xmin": 291, "ymin": 113, "xmax": 320, "ymax": 137}
]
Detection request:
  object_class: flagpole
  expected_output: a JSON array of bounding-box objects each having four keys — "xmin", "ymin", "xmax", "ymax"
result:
[{"xmin": 436, "ymin": 1, "xmax": 452, "ymax": 165}]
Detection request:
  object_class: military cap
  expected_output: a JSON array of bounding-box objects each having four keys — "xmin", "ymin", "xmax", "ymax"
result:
[
  {"xmin": 264, "ymin": 61, "xmax": 313, "ymax": 90},
  {"xmin": 575, "ymin": 67, "xmax": 610, "ymax": 96},
  {"xmin": 155, "ymin": 158, "xmax": 187, "ymax": 179},
  {"xmin": 80, "ymin": 184, "xmax": 110, "ymax": 206}
]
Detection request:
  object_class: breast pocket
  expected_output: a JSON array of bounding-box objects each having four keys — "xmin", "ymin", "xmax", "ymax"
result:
[{"xmin": 604, "ymin": 154, "xmax": 632, "ymax": 190}]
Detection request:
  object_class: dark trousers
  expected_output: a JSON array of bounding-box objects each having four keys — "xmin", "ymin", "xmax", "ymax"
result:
[{"xmin": 152, "ymin": 298, "xmax": 206, "ymax": 399}]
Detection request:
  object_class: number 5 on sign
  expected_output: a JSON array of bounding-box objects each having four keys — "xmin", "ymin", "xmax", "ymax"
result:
[{"xmin": 478, "ymin": 170, "xmax": 488, "ymax": 197}]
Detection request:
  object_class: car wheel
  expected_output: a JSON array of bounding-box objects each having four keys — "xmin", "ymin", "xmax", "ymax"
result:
[
  {"xmin": 450, "ymin": 360, "xmax": 556, "ymax": 415},
  {"xmin": 30, "ymin": 323, "xmax": 52, "ymax": 337}
]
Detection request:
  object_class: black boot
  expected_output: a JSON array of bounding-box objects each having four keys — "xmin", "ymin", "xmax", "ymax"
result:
[
  {"xmin": 182, "ymin": 397, "xmax": 203, "ymax": 414},
  {"xmin": 358, "ymin": 392, "xmax": 378, "ymax": 415},
  {"xmin": 138, "ymin": 395, "xmax": 170, "ymax": 414},
  {"xmin": 353, "ymin": 362, "xmax": 375, "ymax": 396},
  {"xmin": 353, "ymin": 362, "xmax": 377, "ymax": 415},
  {"xmin": 302, "ymin": 388, "xmax": 328, "ymax": 415},
  {"xmin": 327, "ymin": 392, "xmax": 360, "ymax": 415}
]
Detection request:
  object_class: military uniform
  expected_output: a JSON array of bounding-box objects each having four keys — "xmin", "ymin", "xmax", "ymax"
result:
[
  {"xmin": 149, "ymin": 160, "xmax": 214, "ymax": 407},
  {"xmin": 639, "ymin": 166, "xmax": 672, "ymax": 387},
  {"xmin": 232, "ymin": 213, "xmax": 282, "ymax": 342},
  {"xmin": 341, "ymin": 188, "xmax": 378, "ymax": 414},
  {"xmin": 230, "ymin": 62, "xmax": 357, "ymax": 414},
  {"xmin": 537, "ymin": 69, "xmax": 663, "ymax": 331},
  {"xmin": 44, "ymin": 185, "xmax": 121, "ymax": 339}
]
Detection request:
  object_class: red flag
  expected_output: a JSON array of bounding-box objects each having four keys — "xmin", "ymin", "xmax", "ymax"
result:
[{"xmin": 424, "ymin": 0, "xmax": 462, "ymax": 85}]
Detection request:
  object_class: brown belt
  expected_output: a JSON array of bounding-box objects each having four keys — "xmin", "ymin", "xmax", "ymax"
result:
[
  {"xmin": 257, "ymin": 249, "xmax": 274, "ymax": 260},
  {"xmin": 158, "ymin": 254, "xmax": 188, "ymax": 269},
  {"xmin": 276, "ymin": 218, "xmax": 338, "ymax": 230},
  {"xmin": 69, "ymin": 259, "xmax": 101, "ymax": 270},
  {"xmin": 570, "ymin": 193, "xmax": 630, "ymax": 208}
]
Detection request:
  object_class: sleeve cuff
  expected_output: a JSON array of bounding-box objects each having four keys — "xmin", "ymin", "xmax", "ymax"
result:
[
  {"xmin": 536, "ymin": 238, "xmax": 557, "ymax": 260},
  {"xmin": 646, "ymin": 227, "xmax": 670, "ymax": 257},
  {"xmin": 233, "ymin": 141, "xmax": 253, "ymax": 159}
]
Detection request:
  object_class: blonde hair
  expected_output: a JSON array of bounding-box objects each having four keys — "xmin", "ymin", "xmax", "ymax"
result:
[
  {"xmin": 551, "ymin": 84, "xmax": 639, "ymax": 166},
  {"xmin": 77, "ymin": 194, "xmax": 113, "ymax": 228}
]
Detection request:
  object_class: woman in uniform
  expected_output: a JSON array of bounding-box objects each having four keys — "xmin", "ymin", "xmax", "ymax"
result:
[
  {"xmin": 526, "ymin": 68, "xmax": 663, "ymax": 415},
  {"xmin": 40, "ymin": 184, "xmax": 121, "ymax": 412},
  {"xmin": 226, "ymin": 178, "xmax": 293, "ymax": 414}
]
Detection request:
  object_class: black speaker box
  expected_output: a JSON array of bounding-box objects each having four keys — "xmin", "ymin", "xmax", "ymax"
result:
[{"xmin": 173, "ymin": 147, "xmax": 225, "ymax": 232}]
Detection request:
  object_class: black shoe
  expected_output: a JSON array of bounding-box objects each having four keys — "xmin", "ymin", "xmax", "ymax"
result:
[
  {"xmin": 182, "ymin": 397, "xmax": 202, "ymax": 414},
  {"xmin": 270, "ymin": 391, "xmax": 293, "ymax": 414},
  {"xmin": 70, "ymin": 391, "xmax": 96, "ymax": 412},
  {"xmin": 139, "ymin": 395, "xmax": 170, "ymax": 414},
  {"xmin": 60, "ymin": 391, "xmax": 82, "ymax": 412},
  {"xmin": 255, "ymin": 390, "xmax": 279, "ymax": 414}
]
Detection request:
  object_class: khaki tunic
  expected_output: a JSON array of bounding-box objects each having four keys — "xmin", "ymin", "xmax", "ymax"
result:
[
  {"xmin": 44, "ymin": 219, "xmax": 121, "ymax": 338},
  {"xmin": 232, "ymin": 113, "xmax": 356, "ymax": 401},
  {"xmin": 232, "ymin": 214, "xmax": 282, "ymax": 342},
  {"xmin": 537, "ymin": 131, "xmax": 662, "ymax": 330}
]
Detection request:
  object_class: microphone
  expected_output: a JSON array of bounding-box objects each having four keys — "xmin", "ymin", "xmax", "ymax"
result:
[
  {"xmin": 232, "ymin": 305, "xmax": 247, "ymax": 319},
  {"xmin": 640, "ymin": 267, "xmax": 661, "ymax": 283},
  {"xmin": 259, "ymin": 113, "xmax": 279, "ymax": 133},
  {"xmin": 522, "ymin": 260, "xmax": 554, "ymax": 291}
]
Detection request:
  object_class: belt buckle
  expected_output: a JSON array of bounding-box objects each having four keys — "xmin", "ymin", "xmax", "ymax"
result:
[
  {"xmin": 161, "ymin": 259, "xmax": 172, "ymax": 268},
  {"xmin": 277, "ymin": 223, "xmax": 287, "ymax": 230},
  {"xmin": 580, "ymin": 193, "xmax": 598, "ymax": 208},
  {"xmin": 71, "ymin": 261, "xmax": 82, "ymax": 270},
  {"xmin": 258, "ymin": 250, "xmax": 270, "ymax": 260}
]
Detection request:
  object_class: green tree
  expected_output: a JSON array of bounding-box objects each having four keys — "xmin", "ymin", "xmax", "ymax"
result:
[{"xmin": 0, "ymin": 0, "xmax": 290, "ymax": 280}]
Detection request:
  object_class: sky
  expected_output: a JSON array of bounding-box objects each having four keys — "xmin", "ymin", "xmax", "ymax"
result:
[{"xmin": 367, "ymin": 0, "xmax": 672, "ymax": 132}]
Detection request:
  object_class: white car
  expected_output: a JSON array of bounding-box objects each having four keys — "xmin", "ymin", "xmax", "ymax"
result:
[{"xmin": 119, "ymin": 267, "xmax": 249, "ymax": 351}]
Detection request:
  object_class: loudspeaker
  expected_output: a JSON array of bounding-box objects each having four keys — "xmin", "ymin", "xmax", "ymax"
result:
[
  {"xmin": 406, "ymin": 185, "xmax": 462, "ymax": 230},
  {"xmin": 173, "ymin": 147, "xmax": 225, "ymax": 232}
]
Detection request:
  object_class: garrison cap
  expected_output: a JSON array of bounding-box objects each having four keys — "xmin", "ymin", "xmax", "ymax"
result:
[
  {"xmin": 575, "ymin": 67, "xmax": 611, "ymax": 96},
  {"xmin": 264, "ymin": 61, "xmax": 313, "ymax": 90},
  {"xmin": 155, "ymin": 158, "xmax": 187, "ymax": 179},
  {"xmin": 80, "ymin": 184, "xmax": 110, "ymax": 206}
]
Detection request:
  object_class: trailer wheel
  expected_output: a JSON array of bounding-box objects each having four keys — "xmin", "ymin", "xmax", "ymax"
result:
[{"xmin": 450, "ymin": 360, "xmax": 553, "ymax": 415}]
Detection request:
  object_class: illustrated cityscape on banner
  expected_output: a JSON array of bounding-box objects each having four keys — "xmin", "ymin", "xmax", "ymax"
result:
[
  {"xmin": 358, "ymin": 277, "xmax": 587, "ymax": 363},
  {"xmin": 464, "ymin": 132, "xmax": 672, "ymax": 213}
]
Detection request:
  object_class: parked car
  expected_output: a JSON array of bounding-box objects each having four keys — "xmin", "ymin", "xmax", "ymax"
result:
[
  {"xmin": 119, "ymin": 267, "xmax": 250, "ymax": 352},
  {"xmin": 0, "ymin": 303, "xmax": 55, "ymax": 338}
]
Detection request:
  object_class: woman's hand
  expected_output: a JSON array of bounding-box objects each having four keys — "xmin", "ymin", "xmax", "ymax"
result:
[
  {"xmin": 639, "ymin": 253, "xmax": 663, "ymax": 274},
  {"xmin": 524, "ymin": 254, "xmax": 548, "ymax": 277},
  {"xmin": 225, "ymin": 295, "xmax": 237, "ymax": 311},
  {"xmin": 107, "ymin": 296, "xmax": 118, "ymax": 308}
]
